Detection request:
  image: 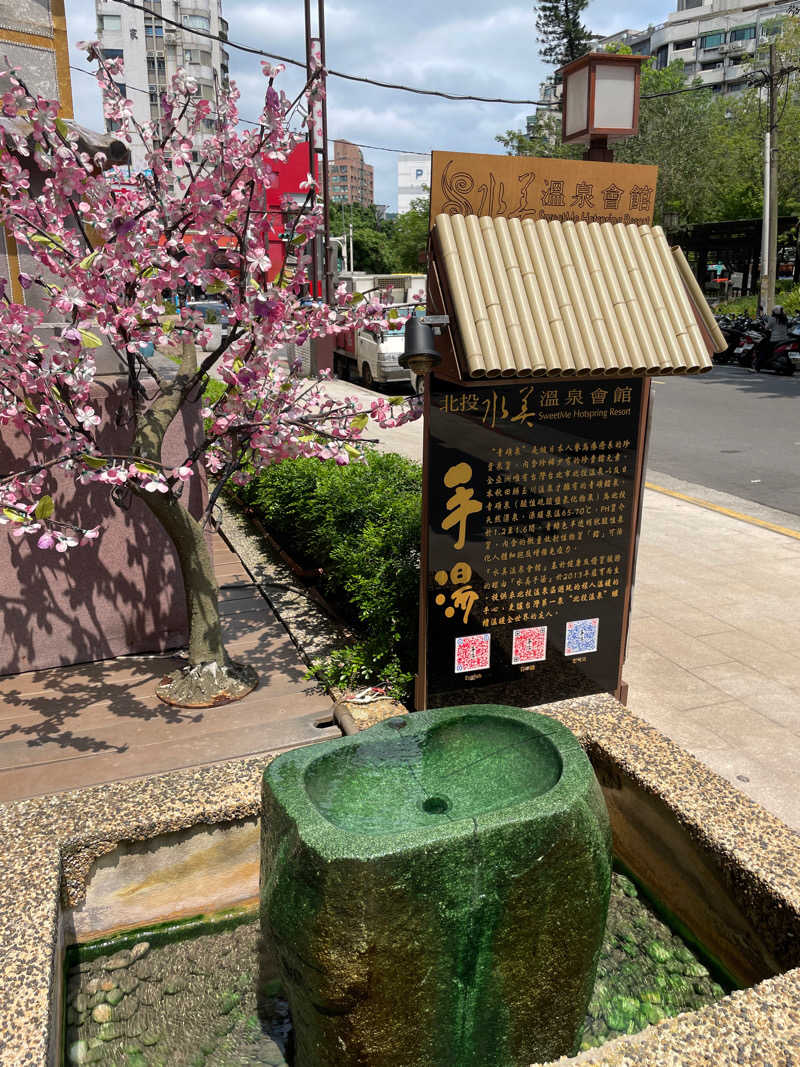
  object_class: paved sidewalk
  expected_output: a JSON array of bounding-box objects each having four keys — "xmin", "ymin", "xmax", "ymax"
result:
[
  {"xmin": 328, "ymin": 378, "xmax": 800, "ymax": 831},
  {"xmin": 0, "ymin": 534, "xmax": 337, "ymax": 802}
]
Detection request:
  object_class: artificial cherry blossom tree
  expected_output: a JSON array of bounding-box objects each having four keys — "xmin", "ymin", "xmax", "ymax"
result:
[{"xmin": 0, "ymin": 49, "xmax": 419, "ymax": 706}]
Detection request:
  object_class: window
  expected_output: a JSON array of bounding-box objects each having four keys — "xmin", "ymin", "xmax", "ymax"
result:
[
  {"xmin": 761, "ymin": 19, "xmax": 782, "ymax": 36},
  {"xmin": 101, "ymin": 14, "xmax": 121, "ymax": 30},
  {"xmin": 114, "ymin": 82, "xmax": 126, "ymax": 98},
  {"xmin": 673, "ymin": 38, "xmax": 694, "ymax": 51},
  {"xmin": 147, "ymin": 56, "xmax": 166, "ymax": 75},
  {"xmin": 101, "ymin": 48, "xmax": 124, "ymax": 59},
  {"xmin": 144, "ymin": 24, "xmax": 164, "ymax": 36},
  {"xmin": 701, "ymin": 59, "xmax": 723, "ymax": 70},
  {"xmin": 182, "ymin": 15, "xmax": 210, "ymax": 29},
  {"xmin": 730, "ymin": 25, "xmax": 755, "ymax": 41},
  {"xmin": 700, "ymin": 31, "xmax": 725, "ymax": 49}
]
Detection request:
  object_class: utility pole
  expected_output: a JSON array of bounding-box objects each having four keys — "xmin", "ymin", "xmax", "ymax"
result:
[
  {"xmin": 303, "ymin": 0, "xmax": 318, "ymax": 301},
  {"xmin": 318, "ymin": 0, "xmax": 333, "ymax": 305},
  {"xmin": 302, "ymin": 0, "xmax": 333, "ymax": 305},
  {"xmin": 767, "ymin": 42, "xmax": 779, "ymax": 313}
]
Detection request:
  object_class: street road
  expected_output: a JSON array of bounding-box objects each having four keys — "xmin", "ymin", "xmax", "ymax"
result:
[{"xmin": 647, "ymin": 366, "xmax": 800, "ymax": 516}]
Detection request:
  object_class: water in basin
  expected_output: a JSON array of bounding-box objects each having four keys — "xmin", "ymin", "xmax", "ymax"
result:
[{"xmin": 304, "ymin": 715, "xmax": 563, "ymax": 834}]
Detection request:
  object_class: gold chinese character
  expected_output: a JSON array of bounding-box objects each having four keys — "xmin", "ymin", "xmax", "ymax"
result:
[
  {"xmin": 442, "ymin": 462, "xmax": 483, "ymax": 550},
  {"xmin": 613, "ymin": 385, "xmax": 632, "ymax": 404},
  {"xmin": 566, "ymin": 388, "xmax": 584, "ymax": 407}
]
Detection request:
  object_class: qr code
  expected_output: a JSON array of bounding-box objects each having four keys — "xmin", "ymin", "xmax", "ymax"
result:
[
  {"xmin": 565, "ymin": 618, "xmax": 599, "ymax": 656},
  {"xmin": 455, "ymin": 633, "xmax": 491, "ymax": 673},
  {"xmin": 512, "ymin": 626, "xmax": 547, "ymax": 665}
]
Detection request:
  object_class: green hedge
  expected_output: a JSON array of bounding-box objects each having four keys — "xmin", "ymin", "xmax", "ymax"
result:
[{"xmin": 238, "ymin": 451, "xmax": 422, "ymax": 699}]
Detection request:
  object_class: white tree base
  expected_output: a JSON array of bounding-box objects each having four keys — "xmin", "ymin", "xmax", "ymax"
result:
[{"xmin": 156, "ymin": 660, "xmax": 259, "ymax": 707}]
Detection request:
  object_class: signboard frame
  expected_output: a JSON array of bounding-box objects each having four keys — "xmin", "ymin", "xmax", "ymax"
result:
[
  {"xmin": 429, "ymin": 151, "xmax": 658, "ymax": 229},
  {"xmin": 415, "ymin": 372, "xmax": 652, "ymax": 711}
]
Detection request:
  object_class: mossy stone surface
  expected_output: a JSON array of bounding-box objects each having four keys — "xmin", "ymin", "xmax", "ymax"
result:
[{"xmin": 260, "ymin": 704, "xmax": 612, "ymax": 1066}]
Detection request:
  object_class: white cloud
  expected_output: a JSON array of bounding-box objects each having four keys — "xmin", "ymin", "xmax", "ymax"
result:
[{"xmin": 64, "ymin": 0, "xmax": 669, "ymax": 209}]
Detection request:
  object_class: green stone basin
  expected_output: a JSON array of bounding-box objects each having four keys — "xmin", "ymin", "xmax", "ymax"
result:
[
  {"xmin": 304, "ymin": 715, "xmax": 563, "ymax": 834},
  {"xmin": 261, "ymin": 704, "xmax": 612, "ymax": 1067}
]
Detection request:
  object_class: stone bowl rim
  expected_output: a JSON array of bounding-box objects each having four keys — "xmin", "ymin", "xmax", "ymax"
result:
[{"xmin": 262, "ymin": 703, "xmax": 603, "ymax": 857}]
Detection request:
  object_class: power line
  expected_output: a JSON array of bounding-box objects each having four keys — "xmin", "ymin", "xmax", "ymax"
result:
[
  {"xmin": 70, "ymin": 64, "xmax": 431, "ymax": 154},
  {"xmin": 109, "ymin": 0, "xmax": 553, "ymax": 106}
]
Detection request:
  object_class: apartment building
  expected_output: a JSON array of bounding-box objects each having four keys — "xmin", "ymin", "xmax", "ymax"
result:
[
  {"xmin": 95, "ymin": 0, "xmax": 229, "ymax": 171},
  {"xmin": 329, "ymin": 140, "xmax": 374, "ymax": 208},
  {"xmin": 536, "ymin": 0, "xmax": 794, "ymax": 120},
  {"xmin": 641, "ymin": 0, "xmax": 794, "ymax": 93}
]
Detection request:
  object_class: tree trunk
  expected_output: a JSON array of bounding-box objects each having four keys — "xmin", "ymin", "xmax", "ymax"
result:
[
  {"xmin": 130, "ymin": 344, "xmax": 258, "ymax": 706},
  {"xmin": 137, "ymin": 490, "xmax": 226, "ymax": 668}
]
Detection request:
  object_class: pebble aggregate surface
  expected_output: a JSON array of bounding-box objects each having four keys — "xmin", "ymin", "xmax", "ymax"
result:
[
  {"xmin": 2, "ymin": 504, "xmax": 800, "ymax": 1066},
  {"xmin": 61, "ymin": 871, "xmax": 727, "ymax": 1065}
]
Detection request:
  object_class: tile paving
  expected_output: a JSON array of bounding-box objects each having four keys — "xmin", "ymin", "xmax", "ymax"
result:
[{"xmin": 0, "ymin": 535, "xmax": 338, "ymax": 802}]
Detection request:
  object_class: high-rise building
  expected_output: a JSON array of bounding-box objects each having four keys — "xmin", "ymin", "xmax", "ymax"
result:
[
  {"xmin": 397, "ymin": 153, "xmax": 431, "ymax": 214},
  {"xmin": 328, "ymin": 140, "xmax": 374, "ymax": 208},
  {"xmin": 534, "ymin": 0, "xmax": 795, "ymax": 136},
  {"xmin": 95, "ymin": 0, "xmax": 230, "ymax": 172}
]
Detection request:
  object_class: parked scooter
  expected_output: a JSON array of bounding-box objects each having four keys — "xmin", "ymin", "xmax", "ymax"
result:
[{"xmin": 749, "ymin": 330, "xmax": 797, "ymax": 375}]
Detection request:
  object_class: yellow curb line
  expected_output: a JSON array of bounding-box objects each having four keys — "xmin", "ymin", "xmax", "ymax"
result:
[{"xmin": 645, "ymin": 482, "xmax": 800, "ymax": 542}]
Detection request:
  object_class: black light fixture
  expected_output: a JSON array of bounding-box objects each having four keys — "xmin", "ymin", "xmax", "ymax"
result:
[{"xmin": 399, "ymin": 315, "xmax": 441, "ymax": 380}]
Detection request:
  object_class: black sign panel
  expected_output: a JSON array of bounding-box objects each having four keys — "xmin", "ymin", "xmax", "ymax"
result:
[{"xmin": 422, "ymin": 376, "xmax": 644, "ymax": 709}]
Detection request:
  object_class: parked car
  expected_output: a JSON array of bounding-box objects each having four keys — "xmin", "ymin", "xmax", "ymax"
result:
[{"xmin": 185, "ymin": 300, "xmax": 231, "ymax": 329}]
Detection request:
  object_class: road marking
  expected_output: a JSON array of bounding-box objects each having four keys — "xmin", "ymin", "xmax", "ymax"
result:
[{"xmin": 645, "ymin": 482, "xmax": 800, "ymax": 541}]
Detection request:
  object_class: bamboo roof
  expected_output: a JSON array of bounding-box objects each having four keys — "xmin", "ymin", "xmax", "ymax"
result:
[{"xmin": 432, "ymin": 213, "xmax": 726, "ymax": 378}]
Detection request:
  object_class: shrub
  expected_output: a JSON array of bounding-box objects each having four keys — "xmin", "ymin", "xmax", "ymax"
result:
[
  {"xmin": 239, "ymin": 451, "xmax": 422, "ymax": 700},
  {"xmin": 715, "ymin": 283, "xmax": 800, "ymax": 318}
]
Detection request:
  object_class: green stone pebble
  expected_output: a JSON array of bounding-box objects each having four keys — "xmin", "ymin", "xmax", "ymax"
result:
[
  {"xmin": 218, "ymin": 991, "xmax": 240, "ymax": 1015},
  {"xmin": 91, "ymin": 1003, "xmax": 112, "ymax": 1024},
  {"xmin": 126, "ymin": 1054, "xmax": 147, "ymax": 1067},
  {"xmin": 140, "ymin": 1031, "xmax": 161, "ymax": 1047},
  {"xmin": 616, "ymin": 875, "xmax": 638, "ymax": 897},
  {"xmin": 68, "ymin": 1041, "xmax": 89, "ymax": 1065},
  {"xmin": 163, "ymin": 976, "xmax": 185, "ymax": 995},
  {"xmin": 647, "ymin": 940, "xmax": 672, "ymax": 963},
  {"xmin": 106, "ymin": 987, "xmax": 125, "ymax": 1006}
]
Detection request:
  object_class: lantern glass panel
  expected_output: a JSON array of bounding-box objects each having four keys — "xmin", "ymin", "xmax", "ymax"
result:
[
  {"xmin": 564, "ymin": 65, "xmax": 589, "ymax": 136},
  {"xmin": 593, "ymin": 64, "xmax": 637, "ymax": 130}
]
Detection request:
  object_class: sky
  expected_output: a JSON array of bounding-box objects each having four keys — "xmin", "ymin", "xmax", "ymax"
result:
[{"xmin": 65, "ymin": 0, "xmax": 668, "ymax": 210}]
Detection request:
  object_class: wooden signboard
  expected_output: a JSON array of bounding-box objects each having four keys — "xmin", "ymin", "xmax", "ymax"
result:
[
  {"xmin": 417, "ymin": 375, "xmax": 650, "ymax": 711},
  {"xmin": 430, "ymin": 151, "xmax": 657, "ymax": 228}
]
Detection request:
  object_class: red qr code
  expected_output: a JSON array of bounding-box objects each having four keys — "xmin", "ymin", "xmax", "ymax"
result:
[
  {"xmin": 455, "ymin": 634, "xmax": 491, "ymax": 673},
  {"xmin": 512, "ymin": 626, "xmax": 547, "ymax": 665}
]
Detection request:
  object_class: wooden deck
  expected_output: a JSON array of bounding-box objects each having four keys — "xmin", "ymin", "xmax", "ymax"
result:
[{"xmin": 0, "ymin": 535, "xmax": 338, "ymax": 802}]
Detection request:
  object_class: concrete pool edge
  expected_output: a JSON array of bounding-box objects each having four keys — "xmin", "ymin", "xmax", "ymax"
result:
[{"xmin": 1, "ymin": 692, "xmax": 798, "ymax": 1066}]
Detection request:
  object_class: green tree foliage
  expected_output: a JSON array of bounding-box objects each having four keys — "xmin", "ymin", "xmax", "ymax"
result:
[
  {"xmin": 328, "ymin": 197, "xmax": 430, "ymax": 274},
  {"xmin": 328, "ymin": 202, "xmax": 395, "ymax": 274},
  {"xmin": 498, "ymin": 23, "xmax": 800, "ymax": 227},
  {"xmin": 391, "ymin": 196, "xmax": 430, "ymax": 272},
  {"xmin": 534, "ymin": 0, "xmax": 594, "ymax": 67}
]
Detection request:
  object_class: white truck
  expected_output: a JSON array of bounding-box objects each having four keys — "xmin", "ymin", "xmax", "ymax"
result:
[{"xmin": 333, "ymin": 304, "xmax": 426, "ymax": 392}]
